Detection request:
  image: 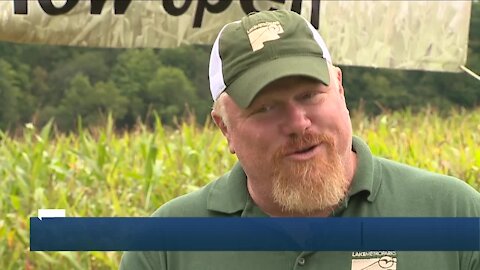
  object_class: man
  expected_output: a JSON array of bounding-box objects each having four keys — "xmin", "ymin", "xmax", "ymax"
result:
[{"xmin": 121, "ymin": 10, "xmax": 480, "ymax": 270}]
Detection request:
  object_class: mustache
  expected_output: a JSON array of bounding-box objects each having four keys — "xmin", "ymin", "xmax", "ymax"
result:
[{"xmin": 274, "ymin": 133, "xmax": 334, "ymax": 157}]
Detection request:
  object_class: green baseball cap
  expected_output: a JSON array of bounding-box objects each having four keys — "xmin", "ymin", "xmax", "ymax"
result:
[{"xmin": 209, "ymin": 10, "xmax": 332, "ymax": 108}]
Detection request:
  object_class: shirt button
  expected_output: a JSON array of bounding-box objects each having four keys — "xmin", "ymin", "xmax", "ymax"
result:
[{"xmin": 298, "ymin": 257, "xmax": 306, "ymax": 266}]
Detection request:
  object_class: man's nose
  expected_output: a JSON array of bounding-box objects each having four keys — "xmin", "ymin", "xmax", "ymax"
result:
[{"xmin": 279, "ymin": 103, "xmax": 312, "ymax": 136}]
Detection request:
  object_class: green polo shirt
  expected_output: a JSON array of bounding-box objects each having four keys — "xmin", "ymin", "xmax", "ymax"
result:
[{"xmin": 120, "ymin": 137, "xmax": 480, "ymax": 270}]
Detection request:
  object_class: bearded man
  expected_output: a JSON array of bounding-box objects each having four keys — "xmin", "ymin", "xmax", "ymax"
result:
[{"xmin": 121, "ymin": 10, "xmax": 480, "ymax": 270}]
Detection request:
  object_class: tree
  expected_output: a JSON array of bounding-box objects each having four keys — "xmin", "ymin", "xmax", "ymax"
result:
[
  {"xmin": 146, "ymin": 67, "xmax": 197, "ymax": 125},
  {"xmin": 111, "ymin": 49, "xmax": 163, "ymax": 126},
  {"xmin": 54, "ymin": 74, "xmax": 128, "ymax": 130},
  {"xmin": 0, "ymin": 59, "xmax": 35, "ymax": 130},
  {"xmin": 0, "ymin": 60, "xmax": 20, "ymax": 130},
  {"xmin": 158, "ymin": 45, "xmax": 212, "ymax": 123},
  {"xmin": 47, "ymin": 51, "xmax": 111, "ymax": 106}
]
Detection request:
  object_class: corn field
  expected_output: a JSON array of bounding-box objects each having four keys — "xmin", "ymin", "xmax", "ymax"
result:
[{"xmin": 1, "ymin": 108, "xmax": 479, "ymax": 269}]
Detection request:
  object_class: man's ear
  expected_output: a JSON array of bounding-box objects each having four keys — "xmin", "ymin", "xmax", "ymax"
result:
[
  {"xmin": 211, "ymin": 110, "xmax": 228, "ymax": 136},
  {"xmin": 211, "ymin": 110, "xmax": 235, "ymax": 154},
  {"xmin": 334, "ymin": 66, "xmax": 345, "ymax": 96},
  {"xmin": 332, "ymin": 66, "xmax": 349, "ymax": 114}
]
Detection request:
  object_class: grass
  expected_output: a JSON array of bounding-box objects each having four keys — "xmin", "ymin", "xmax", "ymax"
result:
[{"xmin": 1, "ymin": 108, "xmax": 479, "ymax": 269}]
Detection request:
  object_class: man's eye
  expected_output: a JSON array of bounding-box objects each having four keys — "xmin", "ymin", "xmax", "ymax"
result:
[
  {"xmin": 301, "ymin": 92, "xmax": 317, "ymax": 100},
  {"xmin": 299, "ymin": 91, "xmax": 323, "ymax": 103},
  {"xmin": 255, "ymin": 104, "xmax": 274, "ymax": 114}
]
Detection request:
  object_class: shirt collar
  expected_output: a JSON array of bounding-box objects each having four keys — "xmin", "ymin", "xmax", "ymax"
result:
[{"xmin": 348, "ymin": 136, "xmax": 381, "ymax": 203}]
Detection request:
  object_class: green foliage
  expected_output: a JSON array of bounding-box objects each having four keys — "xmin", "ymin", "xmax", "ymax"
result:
[
  {"xmin": 52, "ymin": 75, "xmax": 129, "ymax": 130},
  {"xmin": 112, "ymin": 49, "xmax": 162, "ymax": 95},
  {"xmin": 146, "ymin": 67, "xmax": 197, "ymax": 125},
  {"xmin": 0, "ymin": 109, "xmax": 479, "ymax": 269},
  {"xmin": 111, "ymin": 49, "xmax": 163, "ymax": 126},
  {"xmin": 157, "ymin": 45, "xmax": 213, "ymax": 122},
  {"xmin": 48, "ymin": 51, "xmax": 110, "ymax": 99},
  {"xmin": 0, "ymin": 60, "xmax": 20, "ymax": 130},
  {"xmin": 0, "ymin": 59, "xmax": 34, "ymax": 129},
  {"xmin": 158, "ymin": 45, "xmax": 210, "ymax": 99}
]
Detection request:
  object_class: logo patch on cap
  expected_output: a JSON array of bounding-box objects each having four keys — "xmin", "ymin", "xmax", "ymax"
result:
[{"xmin": 247, "ymin": 21, "xmax": 284, "ymax": 52}]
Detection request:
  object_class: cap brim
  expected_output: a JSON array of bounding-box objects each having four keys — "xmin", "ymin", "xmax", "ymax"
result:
[{"xmin": 226, "ymin": 56, "xmax": 330, "ymax": 108}]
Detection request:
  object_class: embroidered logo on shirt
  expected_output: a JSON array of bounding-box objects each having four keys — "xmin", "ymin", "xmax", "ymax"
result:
[
  {"xmin": 351, "ymin": 251, "xmax": 397, "ymax": 270},
  {"xmin": 247, "ymin": 21, "xmax": 284, "ymax": 52}
]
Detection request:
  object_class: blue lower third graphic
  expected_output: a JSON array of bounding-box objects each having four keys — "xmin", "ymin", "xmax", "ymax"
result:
[{"xmin": 29, "ymin": 217, "xmax": 480, "ymax": 251}]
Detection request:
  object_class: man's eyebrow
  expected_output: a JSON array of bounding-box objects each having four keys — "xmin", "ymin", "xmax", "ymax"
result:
[{"xmin": 249, "ymin": 94, "xmax": 278, "ymax": 107}]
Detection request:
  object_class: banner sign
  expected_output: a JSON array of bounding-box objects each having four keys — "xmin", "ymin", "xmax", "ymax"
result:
[{"xmin": 0, "ymin": 0, "xmax": 472, "ymax": 72}]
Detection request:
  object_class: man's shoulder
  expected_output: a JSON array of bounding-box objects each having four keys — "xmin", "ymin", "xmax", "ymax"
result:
[
  {"xmin": 120, "ymin": 176, "xmax": 228, "ymax": 270},
  {"xmin": 374, "ymin": 156, "xmax": 480, "ymax": 216},
  {"xmin": 151, "ymin": 173, "xmax": 230, "ymax": 217},
  {"xmin": 151, "ymin": 181, "xmax": 214, "ymax": 217},
  {"xmin": 376, "ymin": 156, "xmax": 474, "ymax": 190}
]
